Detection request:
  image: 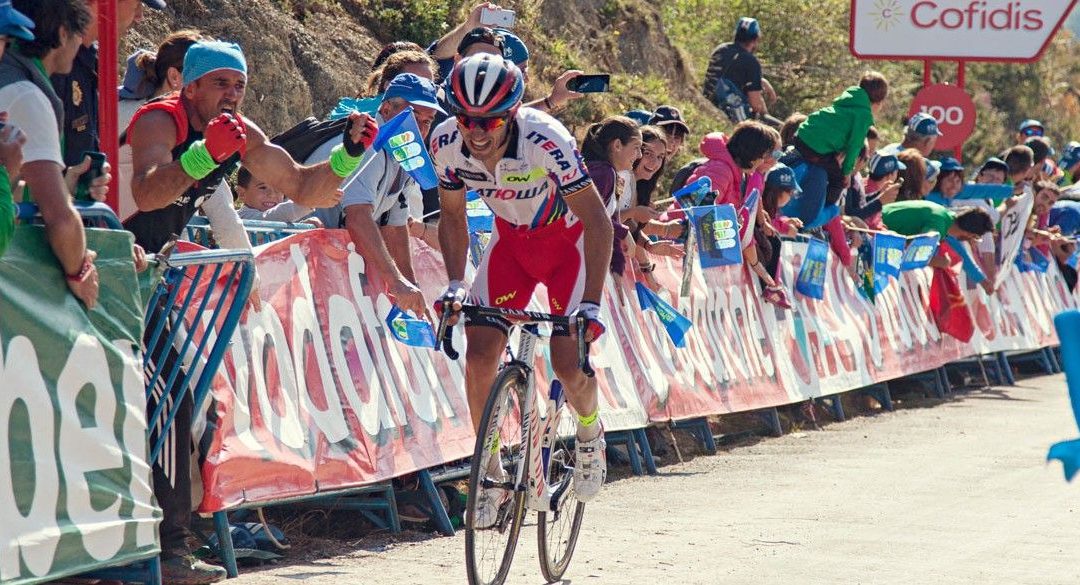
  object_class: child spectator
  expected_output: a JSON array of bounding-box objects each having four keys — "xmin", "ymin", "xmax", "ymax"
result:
[
  {"xmin": 689, "ymin": 121, "xmax": 790, "ymax": 308},
  {"xmin": 791, "ymin": 71, "xmax": 888, "ymax": 206},
  {"xmin": 1004, "ymin": 145, "xmax": 1035, "ymax": 192},
  {"xmin": 582, "ymin": 116, "xmax": 643, "ymax": 275},
  {"xmin": 234, "ymin": 167, "xmax": 321, "ymax": 225},
  {"xmin": 778, "ymin": 113, "xmax": 806, "ymax": 150},
  {"xmin": 848, "ymin": 151, "xmax": 904, "ymax": 229},
  {"xmin": 976, "ymin": 157, "xmax": 1009, "ymax": 184},
  {"xmin": 925, "ymin": 157, "xmax": 965, "ymax": 207},
  {"xmin": 896, "ymin": 149, "xmax": 928, "ymax": 201}
]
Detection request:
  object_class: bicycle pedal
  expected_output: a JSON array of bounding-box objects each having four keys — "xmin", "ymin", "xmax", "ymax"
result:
[{"xmin": 481, "ymin": 478, "xmax": 515, "ymax": 490}]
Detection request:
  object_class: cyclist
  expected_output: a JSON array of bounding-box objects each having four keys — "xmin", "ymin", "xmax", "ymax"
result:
[{"xmin": 430, "ymin": 54, "xmax": 614, "ymax": 521}]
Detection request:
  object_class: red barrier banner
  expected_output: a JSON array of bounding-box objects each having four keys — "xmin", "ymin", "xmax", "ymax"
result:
[{"xmin": 190, "ymin": 232, "xmax": 1076, "ymax": 512}]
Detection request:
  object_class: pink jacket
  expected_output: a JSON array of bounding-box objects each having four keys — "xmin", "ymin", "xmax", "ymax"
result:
[{"xmin": 687, "ymin": 132, "xmax": 741, "ymax": 207}]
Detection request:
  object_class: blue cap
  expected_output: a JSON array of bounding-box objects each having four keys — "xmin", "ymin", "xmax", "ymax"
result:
[
  {"xmin": 938, "ymin": 156, "xmax": 964, "ymax": 172},
  {"xmin": 495, "ymin": 29, "xmax": 529, "ymax": 64},
  {"xmin": 926, "ymin": 159, "xmax": 942, "ymax": 182},
  {"xmin": 1059, "ymin": 141, "xmax": 1080, "ymax": 171},
  {"xmin": 907, "ymin": 112, "xmax": 943, "ymax": 137},
  {"xmin": 1019, "ymin": 119, "xmax": 1044, "ymax": 135},
  {"xmin": 142, "ymin": 0, "xmax": 166, "ymax": 9},
  {"xmin": 734, "ymin": 17, "xmax": 760, "ymax": 42},
  {"xmin": 765, "ymin": 163, "xmax": 801, "ymax": 194},
  {"xmin": 868, "ymin": 152, "xmax": 906, "ymax": 177},
  {"xmin": 182, "ymin": 41, "xmax": 248, "ymax": 86},
  {"xmin": 382, "ymin": 73, "xmax": 446, "ymax": 114},
  {"xmin": 625, "ymin": 109, "xmax": 653, "ymax": 126},
  {"xmin": 0, "ymin": 0, "xmax": 34, "ymax": 41}
]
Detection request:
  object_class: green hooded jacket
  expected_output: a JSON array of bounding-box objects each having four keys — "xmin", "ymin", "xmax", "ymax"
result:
[{"xmin": 795, "ymin": 86, "xmax": 875, "ymax": 177}]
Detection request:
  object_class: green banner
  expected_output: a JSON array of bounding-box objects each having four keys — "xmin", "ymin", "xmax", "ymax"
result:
[{"xmin": 0, "ymin": 226, "xmax": 159, "ymax": 585}]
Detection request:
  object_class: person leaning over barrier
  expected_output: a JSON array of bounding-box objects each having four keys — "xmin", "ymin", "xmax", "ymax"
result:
[
  {"xmin": 124, "ymin": 40, "xmax": 369, "ymax": 255},
  {"xmin": 0, "ymin": 0, "xmax": 108, "ymax": 307},
  {"xmin": 309, "ymin": 73, "xmax": 444, "ymax": 317},
  {"xmin": 881, "ymin": 200, "xmax": 995, "ymax": 271},
  {"xmin": 880, "ymin": 112, "xmax": 942, "ymax": 157}
]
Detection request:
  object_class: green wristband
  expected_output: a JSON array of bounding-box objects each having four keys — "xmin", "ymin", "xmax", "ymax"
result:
[
  {"xmin": 179, "ymin": 140, "xmax": 218, "ymax": 181},
  {"xmin": 329, "ymin": 144, "xmax": 362, "ymax": 178}
]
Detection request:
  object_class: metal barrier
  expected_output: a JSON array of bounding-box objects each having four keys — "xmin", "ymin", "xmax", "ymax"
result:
[
  {"xmin": 17, "ymin": 200, "xmax": 124, "ymax": 229},
  {"xmin": 184, "ymin": 215, "xmax": 316, "ymax": 248}
]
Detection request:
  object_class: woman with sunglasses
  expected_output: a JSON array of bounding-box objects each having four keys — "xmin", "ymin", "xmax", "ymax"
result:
[{"xmin": 430, "ymin": 54, "xmax": 614, "ymax": 518}]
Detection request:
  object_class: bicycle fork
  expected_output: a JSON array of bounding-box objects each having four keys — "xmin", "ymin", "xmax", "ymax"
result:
[{"xmin": 524, "ymin": 378, "xmax": 571, "ymax": 513}]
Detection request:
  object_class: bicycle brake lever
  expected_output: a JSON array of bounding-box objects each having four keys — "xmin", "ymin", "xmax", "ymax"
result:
[
  {"xmin": 436, "ymin": 304, "xmax": 460, "ymax": 360},
  {"xmin": 576, "ymin": 318, "xmax": 595, "ymax": 378}
]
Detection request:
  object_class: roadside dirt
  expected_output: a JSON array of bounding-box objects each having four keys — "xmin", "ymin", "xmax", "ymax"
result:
[{"xmin": 231, "ymin": 374, "xmax": 1080, "ymax": 585}]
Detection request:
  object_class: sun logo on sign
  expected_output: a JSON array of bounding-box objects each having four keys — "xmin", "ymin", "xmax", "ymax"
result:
[{"xmin": 871, "ymin": 0, "xmax": 904, "ymax": 31}]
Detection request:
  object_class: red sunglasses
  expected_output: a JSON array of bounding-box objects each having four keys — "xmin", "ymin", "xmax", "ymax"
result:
[{"xmin": 456, "ymin": 114, "xmax": 510, "ymax": 132}]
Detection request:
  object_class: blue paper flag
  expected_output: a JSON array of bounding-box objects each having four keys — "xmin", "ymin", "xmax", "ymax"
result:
[
  {"xmin": 691, "ymin": 204, "xmax": 742, "ymax": 269},
  {"xmin": 468, "ymin": 230, "xmax": 490, "ymax": 269},
  {"xmin": 1068, "ymin": 248, "xmax": 1080, "ymax": 270},
  {"xmin": 635, "ymin": 282, "xmax": 693, "ymax": 348},
  {"xmin": 370, "ymin": 107, "xmax": 440, "ymax": 190},
  {"xmin": 384, "ymin": 306, "xmax": 436, "ymax": 348},
  {"xmin": 1028, "ymin": 247, "xmax": 1050, "ymax": 273},
  {"xmin": 872, "ymin": 232, "xmax": 906, "ymax": 294},
  {"xmin": 466, "ymin": 190, "xmax": 494, "ymax": 233},
  {"xmin": 901, "ymin": 234, "xmax": 940, "ymax": 271},
  {"xmin": 795, "ymin": 237, "xmax": 829, "ymax": 300},
  {"xmin": 673, "ymin": 176, "xmax": 712, "ymax": 209}
]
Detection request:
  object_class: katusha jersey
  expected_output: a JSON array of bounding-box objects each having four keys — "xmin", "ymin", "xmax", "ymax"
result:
[{"xmin": 429, "ymin": 107, "xmax": 594, "ymax": 229}]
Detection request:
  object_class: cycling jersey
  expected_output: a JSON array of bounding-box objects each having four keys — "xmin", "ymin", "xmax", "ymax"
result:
[{"xmin": 429, "ymin": 107, "xmax": 593, "ymax": 229}]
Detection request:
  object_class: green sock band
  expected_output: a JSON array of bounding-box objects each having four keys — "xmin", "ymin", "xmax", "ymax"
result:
[
  {"xmin": 179, "ymin": 140, "xmax": 218, "ymax": 181},
  {"xmin": 577, "ymin": 408, "xmax": 600, "ymax": 428},
  {"xmin": 329, "ymin": 144, "xmax": 363, "ymax": 178}
]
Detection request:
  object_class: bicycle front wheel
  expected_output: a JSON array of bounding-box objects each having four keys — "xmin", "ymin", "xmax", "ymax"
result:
[
  {"xmin": 465, "ymin": 366, "xmax": 529, "ymax": 585},
  {"xmin": 536, "ymin": 402, "xmax": 586, "ymax": 583}
]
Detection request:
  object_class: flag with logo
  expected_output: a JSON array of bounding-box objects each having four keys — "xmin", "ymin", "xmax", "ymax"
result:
[
  {"xmin": 872, "ymin": 232, "xmax": 906, "ymax": 294},
  {"xmin": 466, "ymin": 190, "xmax": 494, "ymax": 233},
  {"xmin": 673, "ymin": 176, "xmax": 712, "ymax": 209},
  {"xmin": 635, "ymin": 282, "xmax": 693, "ymax": 348},
  {"xmin": 691, "ymin": 204, "xmax": 742, "ymax": 269},
  {"xmin": 738, "ymin": 187, "xmax": 760, "ymax": 249},
  {"xmin": 795, "ymin": 237, "xmax": 829, "ymax": 300},
  {"xmin": 384, "ymin": 306, "xmax": 436, "ymax": 348},
  {"xmin": 901, "ymin": 234, "xmax": 940, "ymax": 270},
  {"xmin": 371, "ymin": 106, "xmax": 439, "ymax": 189},
  {"xmin": 469, "ymin": 230, "xmax": 491, "ymax": 268}
]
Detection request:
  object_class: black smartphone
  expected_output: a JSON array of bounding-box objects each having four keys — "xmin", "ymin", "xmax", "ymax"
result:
[
  {"xmin": 75, "ymin": 151, "xmax": 107, "ymax": 201},
  {"xmin": 567, "ymin": 74, "xmax": 611, "ymax": 93}
]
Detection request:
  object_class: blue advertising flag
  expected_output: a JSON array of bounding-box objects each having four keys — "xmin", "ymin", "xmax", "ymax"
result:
[
  {"xmin": 795, "ymin": 237, "xmax": 829, "ymax": 300},
  {"xmin": 872, "ymin": 232, "xmax": 906, "ymax": 294},
  {"xmin": 373, "ymin": 106, "xmax": 439, "ymax": 190},
  {"xmin": 673, "ymin": 176, "xmax": 712, "ymax": 209},
  {"xmin": 468, "ymin": 230, "xmax": 490, "ymax": 269},
  {"xmin": 1028, "ymin": 247, "xmax": 1050, "ymax": 273},
  {"xmin": 1068, "ymin": 247, "xmax": 1080, "ymax": 270},
  {"xmin": 691, "ymin": 204, "xmax": 742, "ymax": 269},
  {"xmin": 384, "ymin": 306, "xmax": 436, "ymax": 348},
  {"xmin": 466, "ymin": 190, "xmax": 494, "ymax": 233},
  {"xmin": 901, "ymin": 234, "xmax": 940, "ymax": 270},
  {"xmin": 635, "ymin": 282, "xmax": 693, "ymax": 348}
]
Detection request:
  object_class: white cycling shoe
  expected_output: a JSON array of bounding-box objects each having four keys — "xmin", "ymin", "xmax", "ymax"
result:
[
  {"xmin": 474, "ymin": 467, "xmax": 511, "ymax": 529},
  {"xmin": 573, "ymin": 430, "xmax": 607, "ymax": 503}
]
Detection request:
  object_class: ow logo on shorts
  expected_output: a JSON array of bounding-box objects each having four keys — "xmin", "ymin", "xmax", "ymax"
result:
[{"xmin": 494, "ymin": 291, "xmax": 518, "ymax": 305}]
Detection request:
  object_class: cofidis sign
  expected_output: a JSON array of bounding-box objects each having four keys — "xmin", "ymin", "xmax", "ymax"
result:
[{"xmin": 850, "ymin": 0, "xmax": 1078, "ymax": 62}]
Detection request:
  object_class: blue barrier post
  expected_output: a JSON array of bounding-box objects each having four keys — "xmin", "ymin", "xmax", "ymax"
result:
[{"xmin": 1047, "ymin": 311, "xmax": 1080, "ymax": 480}]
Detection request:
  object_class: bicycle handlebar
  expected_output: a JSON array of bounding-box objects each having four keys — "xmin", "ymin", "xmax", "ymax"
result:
[{"xmin": 435, "ymin": 303, "xmax": 595, "ymax": 378}]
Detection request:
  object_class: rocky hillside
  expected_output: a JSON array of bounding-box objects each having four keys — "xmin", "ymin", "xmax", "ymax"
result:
[{"xmin": 127, "ymin": 0, "xmax": 710, "ymax": 137}]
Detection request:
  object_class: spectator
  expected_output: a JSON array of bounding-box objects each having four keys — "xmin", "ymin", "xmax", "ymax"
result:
[
  {"xmin": 881, "ymin": 200, "xmax": 993, "ymax": 288},
  {"xmin": 854, "ymin": 152, "xmax": 905, "ymax": 230},
  {"xmin": 689, "ymin": 120, "xmax": 789, "ymax": 308},
  {"xmin": 649, "ymin": 105, "xmax": 691, "ymax": 157},
  {"xmin": 923, "ymin": 159, "xmax": 942, "ymax": 198},
  {"xmin": 702, "ymin": 17, "xmax": 780, "ymax": 127},
  {"xmin": 1024, "ymin": 135, "xmax": 1062, "ymax": 183},
  {"xmin": 1051, "ymin": 236, "xmax": 1077, "ymax": 291},
  {"xmin": 976, "ymin": 156, "xmax": 1008, "ymax": 184},
  {"xmin": 1057, "ymin": 141, "xmax": 1079, "ymax": 186},
  {"xmin": 866, "ymin": 125, "xmax": 880, "ymax": 153},
  {"xmin": 896, "ymin": 148, "xmax": 927, "ymax": 201},
  {"xmin": 0, "ymin": 1, "xmax": 31, "ymax": 259},
  {"xmin": 1049, "ymin": 199, "xmax": 1080, "ymax": 236},
  {"xmin": 361, "ymin": 49, "xmax": 437, "ymax": 98},
  {"xmin": 309, "ymin": 73, "xmax": 444, "ymax": 316},
  {"xmin": 791, "ymin": 71, "xmax": 888, "ymax": 208},
  {"xmin": 881, "ymin": 113, "xmax": 942, "ymax": 157},
  {"xmin": 2, "ymin": 0, "xmax": 101, "ymax": 307},
  {"xmin": 778, "ymin": 112, "xmax": 806, "ymax": 150},
  {"xmin": 234, "ymin": 166, "xmax": 320, "ymax": 224},
  {"xmin": 764, "ymin": 163, "xmax": 803, "ymax": 237},
  {"xmin": 925, "ymin": 157, "xmax": 964, "ymax": 207},
  {"xmin": 373, "ymin": 41, "xmax": 424, "ymax": 70},
  {"xmin": 117, "ymin": 29, "xmax": 204, "ymax": 221},
  {"xmin": 1017, "ymin": 118, "xmax": 1044, "ymax": 144},
  {"xmin": 1003, "ymin": 144, "xmax": 1035, "ymax": 190},
  {"xmin": 51, "ymin": 0, "xmax": 164, "ymax": 169},
  {"xmin": 582, "ymin": 115, "xmax": 642, "ymax": 275}
]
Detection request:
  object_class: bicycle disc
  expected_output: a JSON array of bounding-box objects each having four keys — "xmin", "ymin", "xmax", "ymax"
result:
[
  {"xmin": 465, "ymin": 366, "xmax": 528, "ymax": 585},
  {"xmin": 536, "ymin": 402, "xmax": 586, "ymax": 583}
]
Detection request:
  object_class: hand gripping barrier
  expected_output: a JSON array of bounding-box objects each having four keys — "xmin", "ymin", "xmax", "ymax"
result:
[{"xmin": 184, "ymin": 215, "xmax": 316, "ymax": 248}]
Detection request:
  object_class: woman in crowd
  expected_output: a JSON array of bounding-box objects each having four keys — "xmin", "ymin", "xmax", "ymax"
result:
[
  {"xmin": 896, "ymin": 149, "xmax": 928, "ymax": 202},
  {"xmin": 581, "ymin": 116, "xmax": 643, "ymax": 276}
]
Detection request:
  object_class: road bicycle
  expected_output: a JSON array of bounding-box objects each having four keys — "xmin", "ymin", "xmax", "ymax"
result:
[{"xmin": 436, "ymin": 303, "xmax": 594, "ymax": 585}]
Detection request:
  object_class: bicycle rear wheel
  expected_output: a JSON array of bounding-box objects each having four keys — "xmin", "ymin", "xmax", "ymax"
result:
[
  {"xmin": 465, "ymin": 366, "xmax": 529, "ymax": 585},
  {"xmin": 536, "ymin": 402, "xmax": 586, "ymax": 583}
]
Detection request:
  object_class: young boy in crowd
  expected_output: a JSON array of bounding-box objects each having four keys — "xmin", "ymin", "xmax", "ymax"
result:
[
  {"xmin": 235, "ymin": 166, "xmax": 323, "ymax": 226},
  {"xmin": 976, "ymin": 157, "xmax": 1009, "ymax": 184}
]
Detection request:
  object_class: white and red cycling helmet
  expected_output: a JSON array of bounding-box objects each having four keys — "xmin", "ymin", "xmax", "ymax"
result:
[{"xmin": 445, "ymin": 53, "xmax": 525, "ymax": 117}]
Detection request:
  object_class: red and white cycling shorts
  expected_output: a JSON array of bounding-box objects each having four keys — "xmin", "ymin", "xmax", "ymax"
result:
[{"xmin": 468, "ymin": 216, "xmax": 586, "ymax": 336}]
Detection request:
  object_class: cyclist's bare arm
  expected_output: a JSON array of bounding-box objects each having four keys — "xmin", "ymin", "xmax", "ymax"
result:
[
  {"xmin": 438, "ymin": 184, "xmax": 470, "ymax": 283},
  {"xmin": 563, "ymin": 184, "xmax": 614, "ymax": 304}
]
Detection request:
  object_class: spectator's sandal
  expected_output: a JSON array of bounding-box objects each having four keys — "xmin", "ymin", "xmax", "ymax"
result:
[{"xmin": 763, "ymin": 285, "xmax": 793, "ymax": 310}]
